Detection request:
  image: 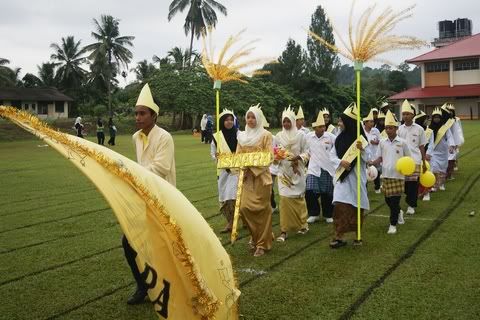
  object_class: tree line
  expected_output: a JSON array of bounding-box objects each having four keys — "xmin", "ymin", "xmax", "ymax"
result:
[{"xmin": 0, "ymin": 1, "xmax": 420, "ymax": 130}]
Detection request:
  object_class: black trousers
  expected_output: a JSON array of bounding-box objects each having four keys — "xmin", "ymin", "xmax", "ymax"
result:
[
  {"xmin": 122, "ymin": 235, "xmax": 146, "ymax": 292},
  {"xmin": 385, "ymin": 196, "xmax": 401, "ymax": 226},
  {"xmin": 373, "ymin": 174, "xmax": 381, "ymax": 190},
  {"xmin": 305, "ymin": 190, "xmax": 333, "ymax": 219},
  {"xmin": 201, "ymin": 130, "xmax": 206, "ymax": 142},
  {"xmin": 108, "ymin": 136, "xmax": 116, "ymax": 146},
  {"xmin": 404, "ymin": 179, "xmax": 418, "ymax": 208},
  {"xmin": 97, "ymin": 132, "xmax": 105, "ymax": 145}
]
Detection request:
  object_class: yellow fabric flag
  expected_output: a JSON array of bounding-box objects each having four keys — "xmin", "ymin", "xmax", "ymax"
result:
[{"xmin": 0, "ymin": 106, "xmax": 240, "ymax": 320}]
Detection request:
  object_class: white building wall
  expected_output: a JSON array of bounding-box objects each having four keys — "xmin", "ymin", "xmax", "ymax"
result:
[{"xmin": 452, "ymin": 69, "xmax": 480, "ymax": 86}]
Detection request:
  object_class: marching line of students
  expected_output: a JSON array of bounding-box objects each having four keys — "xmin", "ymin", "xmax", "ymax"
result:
[{"xmin": 210, "ymin": 99, "xmax": 464, "ymax": 256}]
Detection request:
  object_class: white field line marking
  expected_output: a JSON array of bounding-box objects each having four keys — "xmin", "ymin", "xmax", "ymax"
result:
[
  {"xmin": 238, "ymin": 268, "xmax": 268, "ymax": 276},
  {"xmin": 368, "ymin": 214, "xmax": 435, "ymax": 221}
]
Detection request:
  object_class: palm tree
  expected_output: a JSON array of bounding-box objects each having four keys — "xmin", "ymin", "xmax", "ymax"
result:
[
  {"xmin": 0, "ymin": 58, "xmax": 18, "ymax": 87},
  {"xmin": 131, "ymin": 60, "xmax": 157, "ymax": 82},
  {"xmin": 167, "ymin": 46, "xmax": 201, "ymax": 70},
  {"xmin": 83, "ymin": 15, "xmax": 135, "ymax": 115},
  {"xmin": 168, "ymin": 0, "xmax": 227, "ymax": 66},
  {"xmin": 152, "ymin": 55, "xmax": 171, "ymax": 69},
  {"xmin": 50, "ymin": 36, "xmax": 86, "ymax": 89},
  {"xmin": 37, "ymin": 62, "xmax": 58, "ymax": 87}
]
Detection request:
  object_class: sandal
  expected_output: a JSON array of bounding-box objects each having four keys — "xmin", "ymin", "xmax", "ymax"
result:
[
  {"xmin": 276, "ymin": 232, "xmax": 287, "ymax": 242},
  {"xmin": 253, "ymin": 247, "xmax": 265, "ymax": 257},
  {"xmin": 297, "ymin": 228, "xmax": 309, "ymax": 235},
  {"xmin": 329, "ymin": 239, "xmax": 347, "ymax": 249}
]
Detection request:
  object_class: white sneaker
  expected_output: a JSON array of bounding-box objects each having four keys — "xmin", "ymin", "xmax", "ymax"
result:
[
  {"xmin": 431, "ymin": 187, "xmax": 437, "ymax": 192},
  {"xmin": 325, "ymin": 218, "xmax": 334, "ymax": 224},
  {"xmin": 398, "ymin": 211, "xmax": 405, "ymax": 225},
  {"xmin": 387, "ymin": 225, "xmax": 397, "ymax": 234},
  {"xmin": 454, "ymin": 166, "xmax": 459, "ymax": 171},
  {"xmin": 406, "ymin": 206, "xmax": 415, "ymax": 215},
  {"xmin": 439, "ymin": 185, "xmax": 446, "ymax": 191},
  {"xmin": 307, "ymin": 216, "xmax": 320, "ymax": 224},
  {"xmin": 423, "ymin": 193, "xmax": 430, "ymax": 201},
  {"xmin": 375, "ymin": 189, "xmax": 381, "ymax": 194}
]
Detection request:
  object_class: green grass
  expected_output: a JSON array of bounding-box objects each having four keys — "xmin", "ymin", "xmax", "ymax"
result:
[{"xmin": 1, "ymin": 122, "xmax": 479, "ymax": 320}]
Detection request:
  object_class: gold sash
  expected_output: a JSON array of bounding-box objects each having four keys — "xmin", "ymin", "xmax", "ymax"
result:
[
  {"xmin": 327, "ymin": 124, "xmax": 336, "ymax": 133},
  {"xmin": 434, "ymin": 118, "xmax": 454, "ymax": 145},
  {"xmin": 425, "ymin": 128, "xmax": 433, "ymax": 142},
  {"xmin": 334, "ymin": 136, "xmax": 368, "ymax": 183}
]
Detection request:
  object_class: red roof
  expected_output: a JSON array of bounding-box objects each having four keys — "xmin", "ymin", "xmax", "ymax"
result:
[
  {"xmin": 389, "ymin": 84, "xmax": 480, "ymax": 100},
  {"xmin": 407, "ymin": 33, "xmax": 480, "ymax": 63}
]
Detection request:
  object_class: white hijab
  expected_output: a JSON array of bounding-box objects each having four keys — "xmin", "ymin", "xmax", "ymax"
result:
[
  {"xmin": 237, "ymin": 107, "xmax": 266, "ymax": 147},
  {"xmin": 276, "ymin": 113, "xmax": 299, "ymax": 148},
  {"xmin": 75, "ymin": 117, "xmax": 82, "ymax": 125}
]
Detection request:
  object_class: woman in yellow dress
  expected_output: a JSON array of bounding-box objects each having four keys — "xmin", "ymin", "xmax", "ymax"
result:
[{"xmin": 237, "ymin": 105, "xmax": 274, "ymax": 257}]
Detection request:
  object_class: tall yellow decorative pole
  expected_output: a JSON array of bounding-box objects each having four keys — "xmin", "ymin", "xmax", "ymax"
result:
[
  {"xmin": 308, "ymin": 2, "xmax": 426, "ymax": 243},
  {"xmin": 355, "ymin": 61, "xmax": 363, "ymax": 240},
  {"xmin": 214, "ymin": 80, "xmax": 221, "ymax": 153}
]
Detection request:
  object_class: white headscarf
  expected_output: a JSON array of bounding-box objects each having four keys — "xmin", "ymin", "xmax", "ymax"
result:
[
  {"xmin": 75, "ymin": 117, "xmax": 82, "ymax": 125},
  {"xmin": 237, "ymin": 106, "xmax": 266, "ymax": 147},
  {"xmin": 276, "ymin": 110, "xmax": 299, "ymax": 148},
  {"xmin": 200, "ymin": 114, "xmax": 208, "ymax": 130}
]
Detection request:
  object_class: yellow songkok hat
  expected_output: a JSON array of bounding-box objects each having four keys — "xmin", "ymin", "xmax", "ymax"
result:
[{"xmin": 136, "ymin": 83, "xmax": 159, "ymax": 114}]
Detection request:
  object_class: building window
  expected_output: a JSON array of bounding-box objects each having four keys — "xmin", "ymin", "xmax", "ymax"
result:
[
  {"xmin": 24, "ymin": 103, "xmax": 29, "ymax": 110},
  {"xmin": 31, "ymin": 103, "xmax": 36, "ymax": 111},
  {"xmin": 38, "ymin": 102, "xmax": 48, "ymax": 115},
  {"xmin": 454, "ymin": 59, "xmax": 479, "ymax": 71},
  {"xmin": 425, "ymin": 62, "xmax": 449, "ymax": 72},
  {"xmin": 55, "ymin": 101, "xmax": 65, "ymax": 113}
]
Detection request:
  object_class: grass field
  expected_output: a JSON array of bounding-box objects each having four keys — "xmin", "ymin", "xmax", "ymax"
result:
[{"xmin": 1, "ymin": 122, "xmax": 479, "ymax": 320}]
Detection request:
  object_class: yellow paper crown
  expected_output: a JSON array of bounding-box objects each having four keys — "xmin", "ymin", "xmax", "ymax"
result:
[
  {"xmin": 414, "ymin": 110, "xmax": 427, "ymax": 120},
  {"xmin": 432, "ymin": 107, "xmax": 442, "ymax": 116},
  {"xmin": 401, "ymin": 99, "xmax": 414, "ymax": 114},
  {"xmin": 441, "ymin": 103, "xmax": 451, "ymax": 113},
  {"xmin": 312, "ymin": 110, "xmax": 326, "ymax": 127},
  {"xmin": 371, "ymin": 107, "xmax": 379, "ymax": 113},
  {"xmin": 321, "ymin": 107, "xmax": 330, "ymax": 115},
  {"xmin": 136, "ymin": 83, "xmax": 159, "ymax": 114},
  {"xmin": 282, "ymin": 106, "xmax": 296, "ymax": 123},
  {"xmin": 219, "ymin": 108, "xmax": 234, "ymax": 119},
  {"xmin": 447, "ymin": 103, "xmax": 455, "ymax": 111},
  {"xmin": 295, "ymin": 106, "xmax": 305, "ymax": 120},
  {"xmin": 385, "ymin": 110, "xmax": 398, "ymax": 127},
  {"xmin": 377, "ymin": 111, "xmax": 386, "ymax": 119},
  {"xmin": 343, "ymin": 102, "xmax": 358, "ymax": 120},
  {"xmin": 362, "ymin": 109, "xmax": 375, "ymax": 122},
  {"xmin": 254, "ymin": 104, "xmax": 269, "ymax": 128}
]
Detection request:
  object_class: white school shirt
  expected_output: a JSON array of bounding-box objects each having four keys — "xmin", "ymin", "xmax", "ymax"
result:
[
  {"xmin": 376, "ymin": 135, "xmax": 411, "ymax": 180},
  {"xmin": 305, "ymin": 131, "xmax": 336, "ymax": 177},
  {"xmin": 364, "ymin": 127, "xmax": 381, "ymax": 162},
  {"xmin": 397, "ymin": 123, "xmax": 427, "ymax": 165}
]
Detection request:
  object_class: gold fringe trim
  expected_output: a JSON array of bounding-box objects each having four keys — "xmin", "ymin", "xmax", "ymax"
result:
[{"xmin": 0, "ymin": 106, "xmax": 232, "ymax": 319}]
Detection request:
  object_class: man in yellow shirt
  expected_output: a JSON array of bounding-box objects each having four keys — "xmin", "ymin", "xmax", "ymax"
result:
[{"xmin": 123, "ymin": 83, "xmax": 176, "ymax": 304}]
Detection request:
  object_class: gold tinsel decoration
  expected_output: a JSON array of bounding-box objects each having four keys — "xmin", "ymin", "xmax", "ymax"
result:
[
  {"xmin": 201, "ymin": 28, "xmax": 273, "ymax": 84},
  {"xmin": 308, "ymin": 1, "xmax": 426, "ymax": 64},
  {"xmin": 0, "ymin": 106, "xmax": 223, "ymax": 320}
]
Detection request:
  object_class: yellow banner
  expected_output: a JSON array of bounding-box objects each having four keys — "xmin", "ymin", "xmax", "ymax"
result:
[
  {"xmin": 334, "ymin": 136, "xmax": 368, "ymax": 183},
  {"xmin": 217, "ymin": 151, "xmax": 272, "ymax": 169},
  {"xmin": 0, "ymin": 106, "xmax": 239, "ymax": 320}
]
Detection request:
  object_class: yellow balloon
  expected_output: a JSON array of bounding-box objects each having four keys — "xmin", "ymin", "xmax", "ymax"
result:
[
  {"xmin": 420, "ymin": 171, "xmax": 436, "ymax": 188},
  {"xmin": 396, "ymin": 156, "xmax": 416, "ymax": 176}
]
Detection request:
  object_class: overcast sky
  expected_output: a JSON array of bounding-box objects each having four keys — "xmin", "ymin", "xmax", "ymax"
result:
[{"xmin": 1, "ymin": 0, "xmax": 479, "ymax": 85}]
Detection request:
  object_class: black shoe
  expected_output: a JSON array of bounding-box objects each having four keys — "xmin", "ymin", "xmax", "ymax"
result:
[
  {"xmin": 127, "ymin": 288, "xmax": 147, "ymax": 305},
  {"xmin": 329, "ymin": 239, "xmax": 347, "ymax": 249}
]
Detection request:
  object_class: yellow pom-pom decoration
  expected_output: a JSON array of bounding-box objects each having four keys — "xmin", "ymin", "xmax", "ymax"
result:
[
  {"xmin": 420, "ymin": 171, "xmax": 436, "ymax": 188},
  {"xmin": 396, "ymin": 156, "xmax": 416, "ymax": 176}
]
